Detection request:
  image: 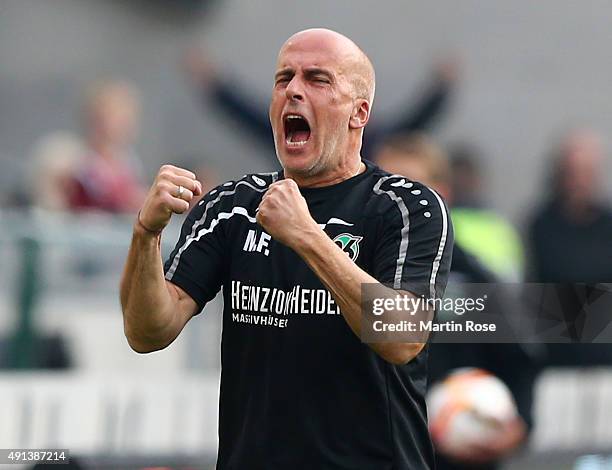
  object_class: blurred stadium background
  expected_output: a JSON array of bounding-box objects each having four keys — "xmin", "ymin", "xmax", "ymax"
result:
[{"xmin": 1, "ymin": 1, "xmax": 612, "ymax": 469}]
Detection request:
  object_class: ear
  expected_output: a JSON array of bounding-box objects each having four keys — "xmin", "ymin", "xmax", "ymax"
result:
[{"xmin": 349, "ymin": 99, "xmax": 370, "ymax": 129}]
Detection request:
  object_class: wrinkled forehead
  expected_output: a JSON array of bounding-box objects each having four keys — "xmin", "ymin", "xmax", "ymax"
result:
[{"xmin": 276, "ymin": 35, "xmax": 353, "ymax": 75}]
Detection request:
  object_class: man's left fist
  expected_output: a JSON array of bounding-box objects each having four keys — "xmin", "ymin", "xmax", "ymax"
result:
[{"xmin": 256, "ymin": 179, "xmax": 320, "ymax": 249}]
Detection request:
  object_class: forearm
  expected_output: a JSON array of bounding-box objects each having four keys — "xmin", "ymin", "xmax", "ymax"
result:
[
  {"xmin": 210, "ymin": 79, "xmax": 276, "ymax": 154},
  {"xmin": 120, "ymin": 224, "xmax": 179, "ymax": 352},
  {"xmin": 384, "ymin": 78, "xmax": 451, "ymax": 135},
  {"xmin": 296, "ymin": 228, "xmax": 426, "ymax": 364}
]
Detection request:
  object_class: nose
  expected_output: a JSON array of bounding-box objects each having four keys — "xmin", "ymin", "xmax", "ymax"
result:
[{"xmin": 285, "ymin": 77, "xmax": 304, "ymax": 102}]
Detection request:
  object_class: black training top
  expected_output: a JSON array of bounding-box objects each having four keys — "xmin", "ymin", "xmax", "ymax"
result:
[{"xmin": 164, "ymin": 159, "xmax": 454, "ymax": 470}]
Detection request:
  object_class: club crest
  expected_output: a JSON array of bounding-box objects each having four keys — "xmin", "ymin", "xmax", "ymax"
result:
[{"xmin": 333, "ymin": 233, "xmax": 363, "ymax": 261}]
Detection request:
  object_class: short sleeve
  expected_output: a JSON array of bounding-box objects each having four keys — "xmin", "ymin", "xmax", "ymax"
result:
[
  {"xmin": 163, "ymin": 191, "xmax": 226, "ymax": 313},
  {"xmin": 372, "ymin": 182, "xmax": 454, "ymax": 299}
]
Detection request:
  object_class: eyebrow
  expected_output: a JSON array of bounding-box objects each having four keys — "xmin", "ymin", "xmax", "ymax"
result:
[
  {"xmin": 304, "ymin": 67, "xmax": 334, "ymax": 81},
  {"xmin": 274, "ymin": 67, "xmax": 335, "ymax": 82},
  {"xmin": 274, "ymin": 68, "xmax": 294, "ymax": 81}
]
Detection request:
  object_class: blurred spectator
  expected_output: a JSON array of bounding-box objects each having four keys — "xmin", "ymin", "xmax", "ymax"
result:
[
  {"xmin": 376, "ymin": 133, "xmax": 451, "ymax": 195},
  {"xmin": 66, "ymin": 79, "xmax": 146, "ymax": 213},
  {"xmin": 527, "ymin": 129, "xmax": 612, "ymax": 366},
  {"xmin": 450, "ymin": 142, "xmax": 485, "ymax": 208},
  {"xmin": 448, "ymin": 142, "xmax": 524, "ymax": 281},
  {"xmin": 27, "ymin": 132, "xmax": 85, "ymax": 210},
  {"xmin": 184, "ymin": 46, "xmax": 459, "ymax": 164},
  {"xmin": 376, "ymin": 133, "xmax": 535, "ymax": 470},
  {"xmin": 528, "ymin": 129, "xmax": 612, "ymax": 283}
]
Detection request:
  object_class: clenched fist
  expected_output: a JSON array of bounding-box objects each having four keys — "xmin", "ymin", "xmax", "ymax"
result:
[
  {"xmin": 138, "ymin": 164, "xmax": 202, "ymax": 233},
  {"xmin": 256, "ymin": 179, "xmax": 320, "ymax": 250}
]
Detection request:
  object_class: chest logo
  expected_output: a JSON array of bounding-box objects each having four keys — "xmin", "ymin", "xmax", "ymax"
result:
[{"xmin": 333, "ymin": 233, "xmax": 363, "ymax": 261}]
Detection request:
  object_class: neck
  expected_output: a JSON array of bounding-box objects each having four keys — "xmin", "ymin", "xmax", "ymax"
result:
[
  {"xmin": 288, "ymin": 137, "xmax": 365, "ymax": 188},
  {"xmin": 89, "ymin": 136, "xmax": 120, "ymax": 161},
  {"xmin": 289, "ymin": 157, "xmax": 364, "ymax": 188},
  {"xmin": 561, "ymin": 197, "xmax": 598, "ymax": 223}
]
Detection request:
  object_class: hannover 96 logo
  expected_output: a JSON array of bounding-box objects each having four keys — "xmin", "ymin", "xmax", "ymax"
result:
[{"xmin": 333, "ymin": 233, "xmax": 363, "ymax": 261}]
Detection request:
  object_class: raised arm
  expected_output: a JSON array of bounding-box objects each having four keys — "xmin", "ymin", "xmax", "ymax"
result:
[
  {"xmin": 363, "ymin": 58, "xmax": 458, "ymax": 158},
  {"xmin": 120, "ymin": 165, "xmax": 202, "ymax": 353},
  {"xmin": 209, "ymin": 78, "xmax": 275, "ymax": 147},
  {"xmin": 184, "ymin": 48, "xmax": 277, "ymax": 163}
]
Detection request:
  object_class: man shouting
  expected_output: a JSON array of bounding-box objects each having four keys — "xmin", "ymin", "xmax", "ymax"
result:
[{"xmin": 120, "ymin": 28, "xmax": 453, "ymax": 470}]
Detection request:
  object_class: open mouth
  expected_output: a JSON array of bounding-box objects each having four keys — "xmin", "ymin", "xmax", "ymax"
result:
[{"xmin": 284, "ymin": 114, "xmax": 311, "ymax": 147}]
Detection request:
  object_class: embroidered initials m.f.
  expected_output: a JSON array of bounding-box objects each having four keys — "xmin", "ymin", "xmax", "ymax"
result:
[{"xmin": 243, "ymin": 229, "xmax": 271, "ymax": 256}]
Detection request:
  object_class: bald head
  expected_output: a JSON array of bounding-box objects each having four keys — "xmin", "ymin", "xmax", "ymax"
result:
[
  {"xmin": 279, "ymin": 28, "xmax": 375, "ymax": 104},
  {"xmin": 270, "ymin": 28, "xmax": 375, "ymax": 180}
]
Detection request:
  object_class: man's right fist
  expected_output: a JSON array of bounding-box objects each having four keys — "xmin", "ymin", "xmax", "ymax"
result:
[{"xmin": 138, "ymin": 164, "xmax": 202, "ymax": 233}]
